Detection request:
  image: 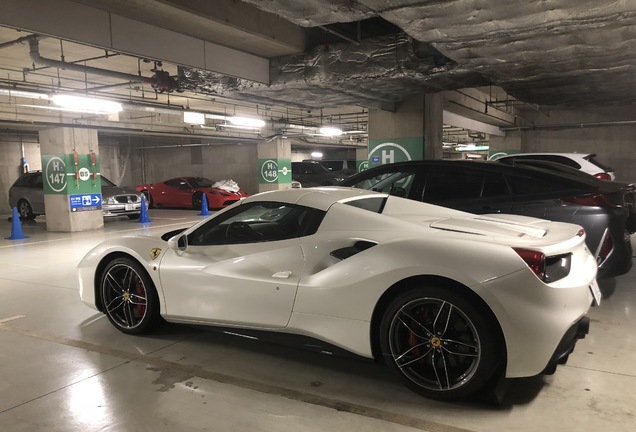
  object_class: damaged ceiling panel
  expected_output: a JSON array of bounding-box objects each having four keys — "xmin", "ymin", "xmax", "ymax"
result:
[{"xmin": 197, "ymin": 0, "xmax": 636, "ymax": 108}]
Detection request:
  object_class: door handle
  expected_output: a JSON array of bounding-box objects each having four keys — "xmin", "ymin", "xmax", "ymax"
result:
[{"xmin": 272, "ymin": 271, "xmax": 292, "ymax": 279}]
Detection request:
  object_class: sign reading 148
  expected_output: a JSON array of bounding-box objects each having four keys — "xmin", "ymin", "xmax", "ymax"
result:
[
  {"xmin": 261, "ymin": 160, "xmax": 279, "ymax": 182},
  {"xmin": 45, "ymin": 156, "xmax": 67, "ymax": 193}
]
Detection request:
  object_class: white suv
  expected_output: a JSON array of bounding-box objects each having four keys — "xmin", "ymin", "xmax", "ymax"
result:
[{"xmin": 494, "ymin": 153, "xmax": 615, "ymax": 180}]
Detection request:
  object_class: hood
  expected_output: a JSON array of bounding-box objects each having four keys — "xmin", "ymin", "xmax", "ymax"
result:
[{"xmin": 102, "ymin": 185, "xmax": 140, "ymax": 196}]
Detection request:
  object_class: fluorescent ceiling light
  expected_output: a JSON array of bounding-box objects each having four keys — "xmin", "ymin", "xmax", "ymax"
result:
[
  {"xmin": 51, "ymin": 94, "xmax": 122, "ymax": 114},
  {"xmin": 184, "ymin": 111, "xmax": 206, "ymax": 125},
  {"xmin": 0, "ymin": 88, "xmax": 49, "ymax": 99},
  {"xmin": 311, "ymin": 151, "xmax": 323, "ymax": 158},
  {"xmin": 229, "ymin": 116, "xmax": 265, "ymax": 128},
  {"xmin": 319, "ymin": 126, "xmax": 342, "ymax": 137}
]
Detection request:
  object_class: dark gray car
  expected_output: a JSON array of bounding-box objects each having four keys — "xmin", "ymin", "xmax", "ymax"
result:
[
  {"xmin": 340, "ymin": 160, "xmax": 635, "ymax": 279},
  {"xmin": 292, "ymin": 161, "xmax": 345, "ymax": 187},
  {"xmin": 8, "ymin": 171, "xmax": 145, "ymax": 220}
]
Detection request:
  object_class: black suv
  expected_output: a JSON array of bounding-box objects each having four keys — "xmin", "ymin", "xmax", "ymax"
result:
[{"xmin": 340, "ymin": 160, "xmax": 635, "ymax": 279}]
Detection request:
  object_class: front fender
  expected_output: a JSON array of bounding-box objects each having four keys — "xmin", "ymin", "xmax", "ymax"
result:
[{"xmin": 78, "ymin": 236, "xmax": 169, "ymax": 313}]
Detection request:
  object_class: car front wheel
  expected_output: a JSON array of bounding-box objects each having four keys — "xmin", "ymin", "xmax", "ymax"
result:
[
  {"xmin": 99, "ymin": 257, "xmax": 163, "ymax": 334},
  {"xmin": 380, "ymin": 286, "xmax": 503, "ymax": 401},
  {"xmin": 17, "ymin": 199, "xmax": 36, "ymax": 220}
]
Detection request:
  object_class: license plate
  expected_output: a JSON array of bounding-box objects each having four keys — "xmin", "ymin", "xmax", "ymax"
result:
[
  {"xmin": 125, "ymin": 204, "xmax": 134, "ymax": 211},
  {"xmin": 589, "ymin": 279, "xmax": 601, "ymax": 306}
]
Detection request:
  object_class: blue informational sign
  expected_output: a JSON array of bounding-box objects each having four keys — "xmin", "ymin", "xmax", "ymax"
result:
[{"xmin": 69, "ymin": 194, "xmax": 102, "ymax": 213}]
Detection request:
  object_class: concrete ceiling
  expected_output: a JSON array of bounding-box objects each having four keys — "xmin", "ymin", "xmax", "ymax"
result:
[
  {"xmin": 11, "ymin": 0, "xmax": 634, "ymax": 110},
  {"xmin": 0, "ymin": 0, "xmax": 633, "ymax": 146}
]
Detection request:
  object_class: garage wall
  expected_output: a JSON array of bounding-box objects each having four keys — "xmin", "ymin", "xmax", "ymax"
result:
[
  {"xmin": 129, "ymin": 142, "xmax": 259, "ymax": 195},
  {"xmin": 0, "ymin": 136, "xmax": 41, "ymax": 214},
  {"xmin": 490, "ymin": 106, "xmax": 636, "ymax": 183}
]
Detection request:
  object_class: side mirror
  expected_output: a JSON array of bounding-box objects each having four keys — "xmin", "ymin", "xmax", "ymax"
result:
[{"xmin": 168, "ymin": 233, "xmax": 188, "ymax": 253}]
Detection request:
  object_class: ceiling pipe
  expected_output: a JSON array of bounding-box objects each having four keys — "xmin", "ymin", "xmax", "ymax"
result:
[
  {"xmin": 27, "ymin": 36, "xmax": 178, "ymax": 93},
  {"xmin": 0, "ymin": 34, "xmax": 46, "ymax": 50},
  {"xmin": 500, "ymin": 119, "xmax": 636, "ymax": 132}
]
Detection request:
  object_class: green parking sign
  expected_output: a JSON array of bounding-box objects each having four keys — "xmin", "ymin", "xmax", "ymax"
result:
[
  {"xmin": 43, "ymin": 155, "xmax": 67, "ymax": 194},
  {"xmin": 258, "ymin": 158, "xmax": 291, "ymax": 184}
]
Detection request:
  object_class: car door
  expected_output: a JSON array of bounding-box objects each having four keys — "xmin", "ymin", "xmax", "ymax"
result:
[
  {"xmin": 163, "ymin": 178, "xmax": 193, "ymax": 207},
  {"xmin": 158, "ymin": 201, "xmax": 316, "ymax": 328}
]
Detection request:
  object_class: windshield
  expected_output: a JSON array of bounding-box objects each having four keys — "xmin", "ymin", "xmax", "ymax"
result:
[
  {"xmin": 100, "ymin": 176, "xmax": 116, "ymax": 187},
  {"xmin": 189, "ymin": 177, "xmax": 215, "ymax": 188}
]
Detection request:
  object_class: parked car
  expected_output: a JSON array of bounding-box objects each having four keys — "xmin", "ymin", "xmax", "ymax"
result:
[
  {"xmin": 494, "ymin": 159, "xmax": 636, "ymax": 232},
  {"xmin": 78, "ymin": 187, "xmax": 596, "ymax": 401},
  {"xmin": 136, "ymin": 177, "xmax": 248, "ymax": 210},
  {"xmin": 339, "ymin": 160, "xmax": 634, "ymax": 278},
  {"xmin": 292, "ymin": 161, "xmax": 345, "ymax": 187},
  {"xmin": 493, "ymin": 152, "xmax": 615, "ymax": 180},
  {"xmin": 304, "ymin": 159, "xmax": 357, "ymax": 176},
  {"xmin": 8, "ymin": 171, "xmax": 145, "ymax": 220}
]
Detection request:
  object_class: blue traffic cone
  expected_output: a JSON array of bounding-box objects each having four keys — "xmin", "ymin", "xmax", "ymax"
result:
[
  {"xmin": 138, "ymin": 195, "xmax": 151, "ymax": 223},
  {"xmin": 198, "ymin": 193, "xmax": 210, "ymax": 216},
  {"xmin": 5, "ymin": 207, "xmax": 29, "ymax": 240}
]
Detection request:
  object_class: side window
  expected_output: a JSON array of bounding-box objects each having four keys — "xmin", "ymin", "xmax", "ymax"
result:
[
  {"xmin": 189, "ymin": 202, "xmax": 324, "ymax": 246},
  {"xmin": 506, "ymin": 173, "xmax": 569, "ymax": 194},
  {"xmin": 423, "ymin": 169, "xmax": 484, "ymax": 202},
  {"xmin": 33, "ymin": 175, "xmax": 44, "ymax": 188},
  {"xmin": 481, "ymin": 174, "xmax": 508, "ymax": 197},
  {"xmin": 165, "ymin": 179, "xmax": 190, "ymax": 190},
  {"xmin": 348, "ymin": 169, "xmax": 418, "ymax": 198}
]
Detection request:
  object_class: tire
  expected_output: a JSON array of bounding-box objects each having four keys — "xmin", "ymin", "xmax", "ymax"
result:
[
  {"xmin": 17, "ymin": 199, "xmax": 36, "ymax": 220},
  {"xmin": 192, "ymin": 192, "xmax": 204, "ymax": 210},
  {"xmin": 379, "ymin": 286, "xmax": 503, "ymax": 401},
  {"xmin": 99, "ymin": 257, "xmax": 164, "ymax": 334}
]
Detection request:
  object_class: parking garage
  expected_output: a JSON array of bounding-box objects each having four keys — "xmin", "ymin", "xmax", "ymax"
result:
[{"xmin": 1, "ymin": 1, "xmax": 636, "ymax": 431}]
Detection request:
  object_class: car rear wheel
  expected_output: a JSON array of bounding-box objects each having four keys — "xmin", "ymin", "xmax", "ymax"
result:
[
  {"xmin": 379, "ymin": 286, "xmax": 503, "ymax": 401},
  {"xmin": 99, "ymin": 257, "xmax": 163, "ymax": 334},
  {"xmin": 17, "ymin": 199, "xmax": 36, "ymax": 220},
  {"xmin": 192, "ymin": 192, "xmax": 204, "ymax": 210},
  {"xmin": 141, "ymin": 191, "xmax": 154, "ymax": 209}
]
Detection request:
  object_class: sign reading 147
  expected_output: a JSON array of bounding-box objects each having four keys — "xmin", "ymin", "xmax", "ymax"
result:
[{"xmin": 45, "ymin": 156, "xmax": 67, "ymax": 193}]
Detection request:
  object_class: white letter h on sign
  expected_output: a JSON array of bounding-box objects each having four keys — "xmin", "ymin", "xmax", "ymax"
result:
[{"xmin": 381, "ymin": 150, "xmax": 395, "ymax": 164}]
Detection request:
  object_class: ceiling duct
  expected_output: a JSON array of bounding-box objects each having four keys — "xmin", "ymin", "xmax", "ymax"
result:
[{"xmin": 179, "ymin": 33, "xmax": 487, "ymax": 110}]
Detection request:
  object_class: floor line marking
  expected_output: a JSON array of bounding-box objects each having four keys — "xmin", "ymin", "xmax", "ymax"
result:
[
  {"xmin": 0, "ymin": 323, "xmax": 475, "ymax": 432},
  {"xmin": 0, "ymin": 315, "xmax": 26, "ymax": 324}
]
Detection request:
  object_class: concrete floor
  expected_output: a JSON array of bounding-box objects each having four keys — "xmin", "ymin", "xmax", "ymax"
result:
[{"xmin": 0, "ymin": 210, "xmax": 635, "ymax": 432}]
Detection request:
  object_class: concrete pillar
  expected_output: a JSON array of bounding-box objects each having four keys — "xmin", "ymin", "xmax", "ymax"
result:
[
  {"xmin": 367, "ymin": 93, "xmax": 443, "ymax": 170},
  {"xmin": 257, "ymin": 137, "xmax": 292, "ymax": 192},
  {"xmin": 39, "ymin": 127, "xmax": 103, "ymax": 232},
  {"xmin": 355, "ymin": 147, "xmax": 369, "ymax": 172}
]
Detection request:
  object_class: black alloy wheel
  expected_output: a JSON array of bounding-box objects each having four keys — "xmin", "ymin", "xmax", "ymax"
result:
[
  {"xmin": 380, "ymin": 286, "xmax": 502, "ymax": 401},
  {"xmin": 100, "ymin": 257, "xmax": 163, "ymax": 334},
  {"xmin": 192, "ymin": 192, "xmax": 204, "ymax": 210},
  {"xmin": 141, "ymin": 191, "xmax": 154, "ymax": 209}
]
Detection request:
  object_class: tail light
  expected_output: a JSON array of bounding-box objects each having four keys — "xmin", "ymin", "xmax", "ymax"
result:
[
  {"xmin": 594, "ymin": 172, "xmax": 612, "ymax": 181},
  {"xmin": 562, "ymin": 193, "xmax": 620, "ymax": 208},
  {"xmin": 514, "ymin": 248, "xmax": 572, "ymax": 283}
]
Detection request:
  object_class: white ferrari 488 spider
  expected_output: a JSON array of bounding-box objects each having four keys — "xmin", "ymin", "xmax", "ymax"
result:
[{"xmin": 78, "ymin": 187, "xmax": 599, "ymax": 401}]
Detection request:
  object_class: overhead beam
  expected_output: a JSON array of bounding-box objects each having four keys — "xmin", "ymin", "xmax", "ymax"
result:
[{"xmin": 1, "ymin": 0, "xmax": 269, "ymax": 84}]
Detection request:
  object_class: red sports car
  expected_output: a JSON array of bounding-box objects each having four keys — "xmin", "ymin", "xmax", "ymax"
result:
[{"xmin": 136, "ymin": 177, "xmax": 248, "ymax": 210}]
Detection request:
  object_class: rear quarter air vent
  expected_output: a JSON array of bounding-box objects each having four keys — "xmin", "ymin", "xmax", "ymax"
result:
[{"xmin": 330, "ymin": 240, "xmax": 377, "ymax": 260}]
